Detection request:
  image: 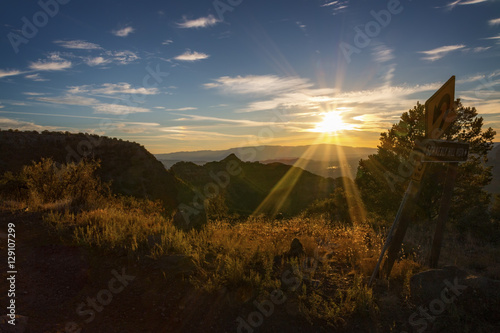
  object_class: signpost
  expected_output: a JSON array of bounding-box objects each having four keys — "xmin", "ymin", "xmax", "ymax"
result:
[
  {"xmin": 425, "ymin": 76, "xmax": 456, "ymax": 140},
  {"xmin": 369, "ymin": 76, "xmax": 470, "ymax": 286}
]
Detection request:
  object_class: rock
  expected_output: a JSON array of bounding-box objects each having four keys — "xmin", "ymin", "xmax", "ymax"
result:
[
  {"xmin": 0, "ymin": 315, "xmax": 28, "ymax": 333},
  {"xmin": 410, "ymin": 265, "xmax": 500, "ymax": 312},
  {"xmin": 286, "ymin": 238, "xmax": 305, "ymax": 259},
  {"xmin": 147, "ymin": 234, "xmax": 162, "ymax": 248},
  {"xmin": 156, "ymin": 254, "xmax": 198, "ymax": 277},
  {"xmin": 464, "ymin": 275, "xmax": 500, "ymax": 300},
  {"xmin": 410, "ymin": 266, "xmax": 468, "ymax": 304}
]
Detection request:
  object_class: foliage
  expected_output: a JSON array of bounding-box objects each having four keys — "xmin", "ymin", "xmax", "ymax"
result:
[
  {"xmin": 304, "ymin": 177, "xmax": 365, "ymax": 226},
  {"xmin": 356, "ymin": 100, "xmax": 496, "ymax": 232},
  {"xmin": 0, "ymin": 158, "xmax": 108, "ymax": 210}
]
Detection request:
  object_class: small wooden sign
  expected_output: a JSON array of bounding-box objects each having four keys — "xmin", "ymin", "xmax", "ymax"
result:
[{"xmin": 421, "ymin": 140, "xmax": 469, "ymax": 162}]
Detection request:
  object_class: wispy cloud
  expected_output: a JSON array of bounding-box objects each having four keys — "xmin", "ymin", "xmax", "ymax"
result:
[
  {"xmin": 69, "ymin": 83, "xmax": 159, "ymax": 96},
  {"xmin": 162, "ymin": 39, "xmax": 173, "ymax": 45},
  {"xmin": 112, "ymin": 26, "xmax": 135, "ymax": 37},
  {"xmin": 489, "ymin": 18, "xmax": 500, "ymax": 26},
  {"xmin": 0, "ymin": 69, "xmax": 23, "ymax": 79},
  {"xmin": 419, "ymin": 44, "xmax": 466, "ymax": 61},
  {"xmin": 25, "ymin": 73, "xmax": 48, "ymax": 81},
  {"xmin": 439, "ymin": 0, "xmax": 488, "ymax": 10},
  {"xmin": 462, "ymin": 46, "xmax": 491, "ymax": 53},
  {"xmin": 29, "ymin": 60, "xmax": 72, "ymax": 71},
  {"xmin": 174, "ymin": 50, "xmax": 210, "ymax": 61},
  {"xmin": 206, "ymin": 73, "xmax": 442, "ymax": 115},
  {"xmin": 372, "ymin": 45, "xmax": 394, "ymax": 63},
  {"xmin": 460, "ymin": 0, "xmax": 488, "ymax": 4},
  {"xmin": 483, "ymin": 34, "xmax": 500, "ymax": 40},
  {"xmin": 35, "ymin": 95, "xmax": 99, "ymax": 106},
  {"xmin": 54, "ymin": 40, "xmax": 102, "ymax": 50},
  {"xmin": 84, "ymin": 56, "xmax": 111, "ymax": 66},
  {"xmin": 23, "ymin": 92, "xmax": 45, "ymax": 96},
  {"xmin": 296, "ymin": 21, "xmax": 307, "ymax": 34},
  {"xmin": 203, "ymin": 75, "xmax": 313, "ymax": 95},
  {"xmin": 177, "ymin": 15, "xmax": 219, "ymax": 28},
  {"xmin": 173, "ymin": 114, "xmax": 272, "ymax": 127},
  {"xmin": 159, "ymin": 107, "xmax": 198, "ymax": 111},
  {"xmin": 93, "ymin": 104, "xmax": 150, "ymax": 115},
  {"xmin": 0, "ymin": 117, "xmax": 61, "ymax": 132},
  {"xmin": 321, "ymin": 1, "xmax": 340, "ymax": 6},
  {"xmin": 160, "ymin": 127, "xmax": 252, "ymax": 140},
  {"xmin": 321, "ymin": 0, "xmax": 349, "ymax": 14},
  {"xmin": 104, "ymin": 50, "xmax": 140, "ymax": 65},
  {"xmin": 29, "ymin": 53, "xmax": 72, "ymax": 71}
]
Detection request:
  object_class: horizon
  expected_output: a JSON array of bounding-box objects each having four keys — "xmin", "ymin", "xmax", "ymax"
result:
[{"xmin": 1, "ymin": 0, "xmax": 499, "ymax": 154}]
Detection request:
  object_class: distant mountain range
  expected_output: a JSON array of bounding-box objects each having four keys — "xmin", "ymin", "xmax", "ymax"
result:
[
  {"xmin": 159, "ymin": 142, "xmax": 500, "ymax": 195},
  {"xmin": 171, "ymin": 154, "xmax": 335, "ymax": 216},
  {"xmin": 156, "ymin": 144, "xmax": 377, "ymax": 179}
]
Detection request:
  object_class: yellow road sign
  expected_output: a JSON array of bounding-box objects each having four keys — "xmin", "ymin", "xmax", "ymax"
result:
[{"xmin": 425, "ymin": 76, "xmax": 456, "ymax": 139}]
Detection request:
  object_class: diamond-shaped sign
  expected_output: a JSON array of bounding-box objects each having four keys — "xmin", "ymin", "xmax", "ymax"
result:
[{"xmin": 425, "ymin": 76, "xmax": 456, "ymax": 139}]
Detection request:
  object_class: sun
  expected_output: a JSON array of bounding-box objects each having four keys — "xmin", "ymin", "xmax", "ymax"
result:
[{"xmin": 314, "ymin": 111, "xmax": 349, "ymax": 133}]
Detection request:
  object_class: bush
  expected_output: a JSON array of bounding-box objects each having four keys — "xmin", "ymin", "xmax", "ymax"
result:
[{"xmin": 1, "ymin": 158, "xmax": 109, "ymax": 210}]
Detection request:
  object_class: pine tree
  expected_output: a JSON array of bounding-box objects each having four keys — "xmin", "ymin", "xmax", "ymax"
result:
[{"xmin": 356, "ymin": 100, "xmax": 496, "ymax": 231}]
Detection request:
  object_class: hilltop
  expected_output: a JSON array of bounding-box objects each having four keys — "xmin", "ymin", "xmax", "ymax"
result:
[
  {"xmin": 171, "ymin": 154, "xmax": 335, "ymax": 217},
  {"xmin": 0, "ymin": 129, "xmax": 179, "ymax": 210}
]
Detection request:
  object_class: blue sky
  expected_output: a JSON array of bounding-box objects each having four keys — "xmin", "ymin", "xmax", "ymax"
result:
[{"xmin": 0, "ymin": 0, "xmax": 499, "ymax": 153}]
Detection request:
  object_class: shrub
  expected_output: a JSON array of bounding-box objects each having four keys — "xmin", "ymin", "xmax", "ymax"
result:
[{"xmin": 1, "ymin": 158, "xmax": 109, "ymax": 210}]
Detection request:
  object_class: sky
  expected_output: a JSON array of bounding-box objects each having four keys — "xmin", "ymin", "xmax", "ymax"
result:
[{"xmin": 0, "ymin": 0, "xmax": 499, "ymax": 153}]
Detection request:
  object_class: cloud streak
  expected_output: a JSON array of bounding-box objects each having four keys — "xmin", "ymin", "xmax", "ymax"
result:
[
  {"xmin": 54, "ymin": 40, "xmax": 102, "ymax": 50},
  {"xmin": 174, "ymin": 50, "xmax": 210, "ymax": 61},
  {"xmin": 419, "ymin": 44, "xmax": 466, "ymax": 61},
  {"xmin": 204, "ymin": 75, "xmax": 313, "ymax": 95},
  {"xmin": 177, "ymin": 15, "xmax": 219, "ymax": 28},
  {"xmin": 0, "ymin": 69, "xmax": 23, "ymax": 79},
  {"xmin": 25, "ymin": 73, "xmax": 48, "ymax": 81},
  {"xmin": 68, "ymin": 83, "xmax": 159, "ymax": 96},
  {"xmin": 112, "ymin": 26, "xmax": 135, "ymax": 37},
  {"xmin": 93, "ymin": 104, "xmax": 150, "ymax": 115}
]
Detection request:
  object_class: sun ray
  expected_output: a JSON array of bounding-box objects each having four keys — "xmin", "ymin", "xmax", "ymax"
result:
[{"xmin": 251, "ymin": 138, "xmax": 326, "ymax": 218}]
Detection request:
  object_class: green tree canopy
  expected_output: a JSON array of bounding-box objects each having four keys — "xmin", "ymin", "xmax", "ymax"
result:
[{"xmin": 356, "ymin": 100, "xmax": 496, "ymax": 232}]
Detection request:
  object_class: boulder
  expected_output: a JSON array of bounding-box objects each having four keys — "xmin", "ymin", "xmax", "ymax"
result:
[
  {"xmin": 286, "ymin": 238, "xmax": 305, "ymax": 259},
  {"xmin": 0, "ymin": 315, "xmax": 28, "ymax": 333},
  {"xmin": 410, "ymin": 266, "xmax": 468, "ymax": 304}
]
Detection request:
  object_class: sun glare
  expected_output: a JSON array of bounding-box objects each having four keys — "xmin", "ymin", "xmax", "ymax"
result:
[{"xmin": 314, "ymin": 111, "xmax": 349, "ymax": 133}]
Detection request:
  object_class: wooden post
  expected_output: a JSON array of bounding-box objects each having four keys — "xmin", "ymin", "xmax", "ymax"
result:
[
  {"xmin": 369, "ymin": 181, "xmax": 413, "ymax": 286},
  {"xmin": 429, "ymin": 163, "xmax": 458, "ymax": 268},
  {"xmin": 383, "ymin": 179, "xmax": 423, "ymax": 278}
]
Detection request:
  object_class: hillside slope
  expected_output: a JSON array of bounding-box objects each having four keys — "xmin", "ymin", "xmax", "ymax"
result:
[
  {"xmin": 0, "ymin": 130, "xmax": 179, "ymax": 210},
  {"xmin": 171, "ymin": 154, "xmax": 335, "ymax": 216}
]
